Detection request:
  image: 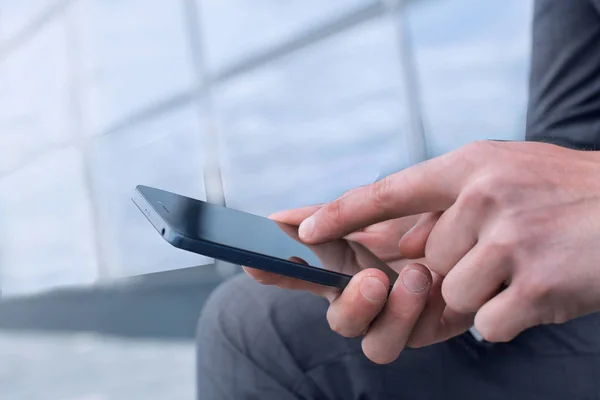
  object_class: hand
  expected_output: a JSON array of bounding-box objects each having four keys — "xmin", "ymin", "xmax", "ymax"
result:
[
  {"xmin": 245, "ymin": 204, "xmax": 474, "ymax": 364},
  {"xmin": 272, "ymin": 218, "xmax": 399, "ymax": 284},
  {"xmin": 297, "ymin": 140, "xmax": 600, "ymax": 342}
]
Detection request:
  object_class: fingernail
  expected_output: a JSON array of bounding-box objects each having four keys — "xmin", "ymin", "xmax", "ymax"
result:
[
  {"xmin": 402, "ymin": 269, "xmax": 430, "ymax": 293},
  {"xmin": 359, "ymin": 277, "xmax": 387, "ymax": 302},
  {"xmin": 298, "ymin": 217, "xmax": 314, "ymax": 240}
]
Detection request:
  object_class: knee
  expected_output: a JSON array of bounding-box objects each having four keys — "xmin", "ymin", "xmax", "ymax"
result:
[
  {"xmin": 196, "ymin": 273, "xmax": 281, "ymax": 353},
  {"xmin": 196, "ymin": 273, "xmax": 327, "ymax": 354},
  {"xmin": 197, "ymin": 273, "xmax": 252, "ymax": 343}
]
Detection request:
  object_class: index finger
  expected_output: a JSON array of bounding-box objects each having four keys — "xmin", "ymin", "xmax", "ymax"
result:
[
  {"xmin": 269, "ymin": 205, "xmax": 321, "ymax": 225},
  {"xmin": 268, "ymin": 186, "xmax": 368, "ymax": 225},
  {"xmin": 299, "ymin": 154, "xmax": 468, "ymax": 243}
]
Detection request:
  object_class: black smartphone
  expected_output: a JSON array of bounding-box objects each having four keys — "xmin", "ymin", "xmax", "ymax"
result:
[{"xmin": 132, "ymin": 185, "xmax": 398, "ymax": 289}]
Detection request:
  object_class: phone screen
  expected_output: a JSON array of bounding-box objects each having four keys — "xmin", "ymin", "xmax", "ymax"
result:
[{"xmin": 136, "ymin": 185, "xmax": 398, "ymax": 282}]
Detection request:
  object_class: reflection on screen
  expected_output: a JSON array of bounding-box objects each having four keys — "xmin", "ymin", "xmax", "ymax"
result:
[{"xmin": 141, "ymin": 185, "xmax": 399, "ymax": 282}]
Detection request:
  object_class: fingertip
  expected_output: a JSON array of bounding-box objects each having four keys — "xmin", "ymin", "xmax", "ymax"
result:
[
  {"xmin": 473, "ymin": 288, "xmax": 533, "ymax": 343},
  {"xmin": 399, "ymin": 264, "xmax": 432, "ymax": 294},
  {"xmin": 268, "ymin": 210, "xmax": 295, "ymax": 222},
  {"xmin": 473, "ymin": 313, "xmax": 514, "ymax": 343},
  {"xmin": 359, "ymin": 276, "xmax": 388, "ymax": 303},
  {"xmin": 243, "ymin": 266, "xmax": 278, "ymax": 285},
  {"xmin": 242, "ymin": 265, "xmax": 258, "ymax": 277},
  {"xmin": 361, "ymin": 339, "xmax": 397, "ymax": 365},
  {"xmin": 267, "ymin": 211, "xmax": 284, "ymax": 220},
  {"xmin": 327, "ymin": 269, "xmax": 389, "ymax": 338},
  {"xmin": 269, "ymin": 205, "xmax": 322, "ymax": 225},
  {"xmin": 359, "ymin": 264, "xmax": 431, "ymax": 365},
  {"xmin": 298, "ymin": 217, "xmax": 315, "ymax": 242},
  {"xmin": 352, "ymin": 269, "xmax": 390, "ymax": 302}
]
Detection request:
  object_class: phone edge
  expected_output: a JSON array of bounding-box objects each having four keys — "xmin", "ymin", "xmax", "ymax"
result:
[{"xmin": 132, "ymin": 186, "xmax": 353, "ymax": 290}]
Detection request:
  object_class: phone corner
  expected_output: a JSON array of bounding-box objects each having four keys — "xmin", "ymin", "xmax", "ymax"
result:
[{"xmin": 162, "ymin": 227, "xmax": 185, "ymax": 247}]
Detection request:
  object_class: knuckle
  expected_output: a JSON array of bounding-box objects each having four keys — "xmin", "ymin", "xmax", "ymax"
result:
[
  {"xmin": 458, "ymin": 177, "xmax": 500, "ymax": 211},
  {"xmin": 450, "ymin": 141, "xmax": 501, "ymax": 178},
  {"xmin": 370, "ymin": 176, "xmax": 394, "ymax": 212},
  {"xmin": 339, "ymin": 185, "xmax": 363, "ymax": 199},
  {"xmin": 482, "ymin": 221, "xmax": 523, "ymax": 259},
  {"xmin": 462, "ymin": 140, "xmax": 496, "ymax": 156},
  {"xmin": 323, "ymin": 199, "xmax": 345, "ymax": 226},
  {"xmin": 482, "ymin": 237, "xmax": 515, "ymax": 260}
]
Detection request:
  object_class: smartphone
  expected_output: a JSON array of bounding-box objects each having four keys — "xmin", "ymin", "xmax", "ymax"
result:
[{"xmin": 132, "ymin": 185, "xmax": 398, "ymax": 289}]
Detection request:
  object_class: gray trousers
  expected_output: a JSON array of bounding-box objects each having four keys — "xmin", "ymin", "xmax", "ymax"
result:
[{"xmin": 196, "ymin": 274, "xmax": 600, "ymax": 399}]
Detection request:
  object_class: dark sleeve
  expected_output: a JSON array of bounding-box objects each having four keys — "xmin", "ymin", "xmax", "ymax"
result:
[{"xmin": 526, "ymin": 0, "xmax": 600, "ymax": 150}]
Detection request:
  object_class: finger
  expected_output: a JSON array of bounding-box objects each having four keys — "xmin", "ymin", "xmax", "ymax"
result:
[
  {"xmin": 474, "ymin": 285, "xmax": 540, "ymax": 343},
  {"xmin": 441, "ymin": 244, "xmax": 511, "ymax": 313},
  {"xmin": 269, "ymin": 205, "xmax": 321, "ymax": 225},
  {"xmin": 243, "ymin": 266, "xmax": 340, "ymax": 302},
  {"xmin": 398, "ymin": 212, "xmax": 441, "ymax": 259},
  {"xmin": 437, "ymin": 308, "xmax": 476, "ymax": 341},
  {"xmin": 327, "ymin": 269, "xmax": 390, "ymax": 338},
  {"xmin": 298, "ymin": 154, "xmax": 468, "ymax": 243},
  {"xmin": 407, "ymin": 273, "xmax": 475, "ymax": 348},
  {"xmin": 268, "ymin": 187, "xmax": 366, "ymax": 225},
  {"xmin": 345, "ymin": 217, "xmax": 420, "ymax": 262},
  {"xmin": 361, "ymin": 264, "xmax": 432, "ymax": 364},
  {"xmin": 405, "ymin": 273, "xmax": 445, "ymax": 347},
  {"xmin": 423, "ymin": 196, "xmax": 481, "ymax": 277},
  {"xmin": 349, "ymin": 241, "xmax": 400, "ymax": 284}
]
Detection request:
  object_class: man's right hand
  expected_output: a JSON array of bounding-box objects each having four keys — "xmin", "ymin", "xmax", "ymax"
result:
[{"xmin": 244, "ymin": 206, "xmax": 474, "ymax": 364}]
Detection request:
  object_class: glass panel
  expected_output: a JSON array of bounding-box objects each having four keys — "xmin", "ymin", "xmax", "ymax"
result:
[
  {"xmin": 214, "ymin": 18, "xmax": 411, "ymax": 216},
  {"xmin": 0, "ymin": 147, "xmax": 97, "ymax": 297},
  {"xmin": 70, "ymin": 0, "xmax": 195, "ymax": 136},
  {"xmin": 408, "ymin": 0, "xmax": 533, "ymax": 157},
  {"xmin": 89, "ymin": 105, "xmax": 211, "ymax": 278},
  {"xmin": 0, "ymin": 0, "xmax": 54, "ymax": 41},
  {"xmin": 199, "ymin": 0, "xmax": 375, "ymax": 72},
  {"xmin": 0, "ymin": 18, "xmax": 71, "ymax": 175}
]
